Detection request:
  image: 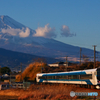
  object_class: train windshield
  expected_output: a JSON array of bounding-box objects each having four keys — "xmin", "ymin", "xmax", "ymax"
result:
[{"xmin": 97, "ymin": 68, "xmax": 100, "ymax": 81}]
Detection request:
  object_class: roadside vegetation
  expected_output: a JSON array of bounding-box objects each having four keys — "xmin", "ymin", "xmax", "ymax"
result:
[{"xmin": 16, "ymin": 62, "xmax": 47, "ymax": 82}]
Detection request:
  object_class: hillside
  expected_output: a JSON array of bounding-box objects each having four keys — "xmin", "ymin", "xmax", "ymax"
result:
[{"xmin": 0, "ymin": 48, "xmax": 59, "ymax": 70}]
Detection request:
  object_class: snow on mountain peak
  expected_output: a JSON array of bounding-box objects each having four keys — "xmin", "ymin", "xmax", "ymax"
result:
[
  {"xmin": 0, "ymin": 15, "xmax": 37, "ymax": 44},
  {"xmin": 0, "ymin": 15, "xmax": 25, "ymax": 29},
  {"xmin": 0, "ymin": 15, "xmax": 4, "ymax": 20}
]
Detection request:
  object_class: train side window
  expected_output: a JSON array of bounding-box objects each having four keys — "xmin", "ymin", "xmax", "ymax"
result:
[
  {"xmin": 56, "ymin": 76, "xmax": 60, "ymax": 79},
  {"xmin": 73, "ymin": 75, "xmax": 79, "ymax": 79},
  {"xmin": 52, "ymin": 76, "xmax": 55, "ymax": 79},
  {"xmin": 80, "ymin": 74, "xmax": 92, "ymax": 80},
  {"xmin": 68, "ymin": 75, "xmax": 79, "ymax": 79},
  {"xmin": 47, "ymin": 76, "xmax": 52, "ymax": 79},
  {"xmin": 46, "ymin": 76, "xmax": 56, "ymax": 79},
  {"xmin": 56, "ymin": 76, "xmax": 63, "ymax": 79},
  {"xmin": 62, "ymin": 75, "xmax": 68, "ymax": 79},
  {"xmin": 57, "ymin": 76, "xmax": 62, "ymax": 79},
  {"xmin": 68, "ymin": 75, "xmax": 73, "ymax": 79}
]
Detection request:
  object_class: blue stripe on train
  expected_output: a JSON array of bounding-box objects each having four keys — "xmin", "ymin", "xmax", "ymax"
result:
[
  {"xmin": 42, "ymin": 71, "xmax": 86, "ymax": 76},
  {"xmin": 39, "ymin": 79, "xmax": 93, "ymax": 85}
]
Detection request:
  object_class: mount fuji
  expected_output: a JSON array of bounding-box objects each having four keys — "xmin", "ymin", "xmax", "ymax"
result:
[{"xmin": 0, "ymin": 15, "xmax": 96, "ymax": 61}]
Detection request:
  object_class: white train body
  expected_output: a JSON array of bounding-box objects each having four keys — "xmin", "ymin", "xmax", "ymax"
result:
[{"xmin": 36, "ymin": 68, "xmax": 100, "ymax": 89}]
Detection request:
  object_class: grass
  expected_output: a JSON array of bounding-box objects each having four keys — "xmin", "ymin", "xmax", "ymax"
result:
[
  {"xmin": 0, "ymin": 95, "xmax": 18, "ymax": 100},
  {"xmin": 0, "ymin": 84, "xmax": 100, "ymax": 100},
  {"xmin": 18, "ymin": 84, "xmax": 78, "ymax": 100}
]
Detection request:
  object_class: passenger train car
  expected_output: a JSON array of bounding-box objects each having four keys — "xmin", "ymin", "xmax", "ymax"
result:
[{"xmin": 36, "ymin": 67, "xmax": 100, "ymax": 89}]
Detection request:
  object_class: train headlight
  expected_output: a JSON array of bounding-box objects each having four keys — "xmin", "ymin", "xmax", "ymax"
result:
[{"xmin": 96, "ymin": 85, "xmax": 100, "ymax": 89}]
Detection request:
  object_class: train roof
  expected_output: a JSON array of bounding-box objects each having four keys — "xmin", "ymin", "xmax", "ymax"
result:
[{"xmin": 37, "ymin": 68, "xmax": 98, "ymax": 76}]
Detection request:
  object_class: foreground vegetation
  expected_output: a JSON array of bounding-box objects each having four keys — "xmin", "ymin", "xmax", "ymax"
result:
[{"xmin": 0, "ymin": 84, "xmax": 100, "ymax": 100}]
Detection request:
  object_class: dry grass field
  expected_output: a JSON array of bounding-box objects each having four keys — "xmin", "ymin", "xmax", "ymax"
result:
[{"xmin": 0, "ymin": 84, "xmax": 100, "ymax": 100}]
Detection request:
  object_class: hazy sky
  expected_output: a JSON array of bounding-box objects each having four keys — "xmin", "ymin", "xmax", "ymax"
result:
[{"xmin": 0, "ymin": 0, "xmax": 100, "ymax": 51}]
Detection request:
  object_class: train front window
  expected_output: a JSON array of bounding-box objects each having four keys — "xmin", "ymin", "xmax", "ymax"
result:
[
  {"xmin": 38, "ymin": 76, "xmax": 46, "ymax": 79},
  {"xmin": 97, "ymin": 68, "xmax": 100, "ymax": 81}
]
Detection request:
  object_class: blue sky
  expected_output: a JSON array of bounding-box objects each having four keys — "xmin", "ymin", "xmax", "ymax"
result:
[{"xmin": 0, "ymin": 0, "xmax": 100, "ymax": 51}]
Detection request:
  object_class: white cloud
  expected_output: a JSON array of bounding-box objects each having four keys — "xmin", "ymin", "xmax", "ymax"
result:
[
  {"xmin": 1, "ymin": 27, "xmax": 30, "ymax": 38},
  {"xmin": 1, "ymin": 28, "xmax": 20, "ymax": 36},
  {"xmin": 0, "ymin": 24, "xmax": 75, "ymax": 39},
  {"xmin": 34, "ymin": 24, "xmax": 56, "ymax": 38},
  {"xmin": 61, "ymin": 25, "xmax": 75, "ymax": 37},
  {"xmin": 19, "ymin": 27, "xmax": 30, "ymax": 37}
]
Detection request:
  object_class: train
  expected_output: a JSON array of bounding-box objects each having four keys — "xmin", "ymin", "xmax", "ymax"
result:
[{"xmin": 36, "ymin": 67, "xmax": 100, "ymax": 89}]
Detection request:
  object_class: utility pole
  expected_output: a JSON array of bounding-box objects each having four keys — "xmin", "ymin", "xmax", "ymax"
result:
[
  {"xmin": 20, "ymin": 63, "xmax": 22, "ymax": 82},
  {"xmin": 66, "ymin": 56, "xmax": 68, "ymax": 71},
  {"xmin": 41, "ymin": 61, "xmax": 42, "ymax": 73},
  {"xmin": 80, "ymin": 48, "xmax": 82, "ymax": 65},
  {"xmin": 92, "ymin": 45, "xmax": 97, "ymax": 68},
  {"xmin": 10, "ymin": 71, "xmax": 11, "ymax": 85}
]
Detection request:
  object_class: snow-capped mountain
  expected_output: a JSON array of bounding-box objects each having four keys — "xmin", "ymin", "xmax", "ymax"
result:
[{"xmin": 0, "ymin": 15, "xmax": 96, "ymax": 61}]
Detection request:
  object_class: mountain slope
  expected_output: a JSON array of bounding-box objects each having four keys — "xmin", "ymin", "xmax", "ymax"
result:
[
  {"xmin": 0, "ymin": 47, "xmax": 59, "ymax": 70},
  {"xmin": 0, "ymin": 15, "xmax": 97, "ymax": 61}
]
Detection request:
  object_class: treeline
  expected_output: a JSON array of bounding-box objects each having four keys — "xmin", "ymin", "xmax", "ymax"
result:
[
  {"xmin": 16, "ymin": 61, "xmax": 100, "ymax": 82},
  {"xmin": 67, "ymin": 61, "xmax": 100, "ymax": 71}
]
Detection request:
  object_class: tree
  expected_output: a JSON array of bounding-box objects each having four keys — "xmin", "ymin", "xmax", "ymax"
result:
[
  {"xmin": 16, "ymin": 62, "xmax": 47, "ymax": 82},
  {"xmin": 0, "ymin": 67, "xmax": 11, "ymax": 74}
]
